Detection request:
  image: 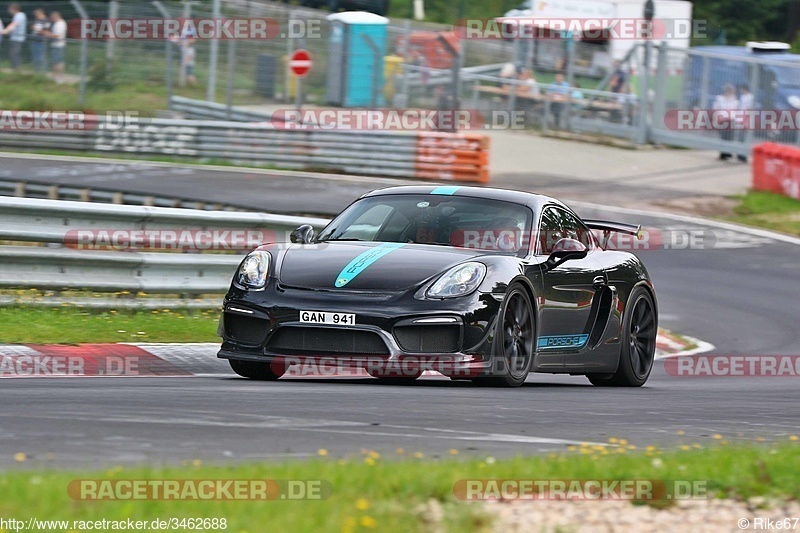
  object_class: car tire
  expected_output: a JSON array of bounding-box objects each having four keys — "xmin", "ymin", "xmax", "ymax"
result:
[
  {"xmin": 229, "ymin": 359, "xmax": 284, "ymax": 381},
  {"xmin": 588, "ymin": 286, "xmax": 657, "ymax": 387},
  {"xmin": 474, "ymin": 283, "xmax": 535, "ymax": 388}
]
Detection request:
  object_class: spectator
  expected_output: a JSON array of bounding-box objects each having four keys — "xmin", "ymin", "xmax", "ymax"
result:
[
  {"xmin": 713, "ymin": 84, "xmax": 739, "ymax": 161},
  {"xmin": 570, "ymin": 82, "xmax": 585, "ymax": 111},
  {"xmin": 182, "ymin": 37, "xmax": 197, "ymax": 85},
  {"xmin": 547, "ymin": 73, "xmax": 571, "ymax": 128},
  {"xmin": 2, "ymin": 4, "xmax": 28, "ymax": 70},
  {"xmin": 29, "ymin": 8, "xmax": 49, "ymax": 73},
  {"xmin": 44, "ymin": 11, "xmax": 67, "ymax": 80},
  {"xmin": 736, "ymin": 84, "xmax": 754, "ymax": 162},
  {"xmin": 610, "ymin": 61, "xmax": 627, "ymax": 93},
  {"xmin": 517, "ymin": 68, "xmax": 540, "ymax": 96},
  {"xmin": 499, "ymin": 61, "xmax": 516, "ymax": 90}
]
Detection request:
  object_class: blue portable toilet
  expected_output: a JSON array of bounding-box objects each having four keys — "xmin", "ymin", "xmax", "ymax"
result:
[{"xmin": 325, "ymin": 12, "xmax": 389, "ymax": 107}]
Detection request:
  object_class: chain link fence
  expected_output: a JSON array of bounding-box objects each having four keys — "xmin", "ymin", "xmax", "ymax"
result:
[{"xmin": 3, "ymin": 0, "xmax": 800, "ymax": 156}]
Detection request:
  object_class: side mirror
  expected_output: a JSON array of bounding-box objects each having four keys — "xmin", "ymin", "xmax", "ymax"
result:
[
  {"xmin": 290, "ymin": 224, "xmax": 315, "ymax": 244},
  {"xmin": 547, "ymin": 238, "xmax": 588, "ymax": 266}
]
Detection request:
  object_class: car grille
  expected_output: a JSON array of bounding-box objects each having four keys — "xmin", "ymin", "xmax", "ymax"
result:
[
  {"xmin": 266, "ymin": 327, "xmax": 390, "ymax": 355},
  {"xmin": 224, "ymin": 313, "xmax": 269, "ymax": 346},
  {"xmin": 393, "ymin": 325, "xmax": 461, "ymax": 353}
]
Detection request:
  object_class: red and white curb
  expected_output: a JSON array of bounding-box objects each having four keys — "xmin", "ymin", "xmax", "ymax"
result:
[{"xmin": 0, "ymin": 330, "xmax": 711, "ymax": 379}]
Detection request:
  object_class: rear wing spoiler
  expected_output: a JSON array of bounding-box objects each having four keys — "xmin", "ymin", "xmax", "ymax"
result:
[{"xmin": 583, "ymin": 219, "xmax": 643, "ymax": 247}]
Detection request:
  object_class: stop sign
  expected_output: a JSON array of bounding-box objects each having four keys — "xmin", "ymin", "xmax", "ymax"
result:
[{"xmin": 290, "ymin": 49, "xmax": 312, "ymax": 77}]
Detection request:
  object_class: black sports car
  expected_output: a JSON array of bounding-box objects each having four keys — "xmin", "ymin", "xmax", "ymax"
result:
[{"xmin": 218, "ymin": 186, "xmax": 657, "ymax": 387}]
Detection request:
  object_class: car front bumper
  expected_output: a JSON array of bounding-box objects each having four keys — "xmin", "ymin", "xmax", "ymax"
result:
[{"xmin": 217, "ymin": 282, "xmax": 501, "ymax": 377}]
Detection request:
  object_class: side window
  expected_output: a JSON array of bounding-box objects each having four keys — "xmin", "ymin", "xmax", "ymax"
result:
[
  {"xmin": 538, "ymin": 207, "xmax": 594, "ymax": 254},
  {"xmin": 538, "ymin": 207, "xmax": 564, "ymax": 254}
]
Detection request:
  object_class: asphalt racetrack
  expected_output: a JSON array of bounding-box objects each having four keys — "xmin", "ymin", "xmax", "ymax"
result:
[{"xmin": 2, "ymin": 157, "xmax": 799, "ymax": 468}]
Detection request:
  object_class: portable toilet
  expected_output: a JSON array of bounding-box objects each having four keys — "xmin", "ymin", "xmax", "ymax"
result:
[{"xmin": 325, "ymin": 12, "xmax": 389, "ymax": 107}]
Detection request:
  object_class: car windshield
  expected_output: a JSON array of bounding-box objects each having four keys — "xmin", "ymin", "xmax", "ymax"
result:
[{"xmin": 316, "ymin": 194, "xmax": 533, "ymax": 256}]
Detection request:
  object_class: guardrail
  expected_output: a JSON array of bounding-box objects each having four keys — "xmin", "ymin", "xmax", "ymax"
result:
[
  {"xmin": 0, "ymin": 108, "xmax": 490, "ymax": 183},
  {"xmin": 170, "ymin": 96, "xmax": 276, "ymax": 122},
  {"xmin": 0, "ymin": 196, "xmax": 329, "ymax": 294}
]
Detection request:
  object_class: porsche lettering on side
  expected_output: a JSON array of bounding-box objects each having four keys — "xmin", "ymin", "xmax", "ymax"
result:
[{"xmin": 217, "ymin": 186, "xmax": 658, "ymax": 388}]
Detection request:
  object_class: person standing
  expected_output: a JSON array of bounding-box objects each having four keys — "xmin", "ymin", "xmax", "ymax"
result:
[
  {"xmin": 44, "ymin": 12, "xmax": 67, "ymax": 80},
  {"xmin": 29, "ymin": 8, "xmax": 49, "ymax": 73},
  {"xmin": 547, "ymin": 72, "xmax": 571, "ymax": 128},
  {"xmin": 713, "ymin": 84, "xmax": 739, "ymax": 161},
  {"xmin": 1, "ymin": 4, "xmax": 27, "ymax": 70},
  {"xmin": 182, "ymin": 37, "xmax": 197, "ymax": 86},
  {"xmin": 610, "ymin": 61, "xmax": 628, "ymax": 93},
  {"xmin": 517, "ymin": 68, "xmax": 540, "ymax": 96}
]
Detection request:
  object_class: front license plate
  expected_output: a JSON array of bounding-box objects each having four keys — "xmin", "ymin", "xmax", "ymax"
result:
[{"xmin": 300, "ymin": 311, "xmax": 356, "ymax": 326}]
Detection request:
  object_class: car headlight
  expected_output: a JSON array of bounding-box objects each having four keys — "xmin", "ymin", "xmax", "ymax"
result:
[
  {"xmin": 426, "ymin": 262, "xmax": 487, "ymax": 299},
  {"xmin": 236, "ymin": 251, "xmax": 271, "ymax": 289}
]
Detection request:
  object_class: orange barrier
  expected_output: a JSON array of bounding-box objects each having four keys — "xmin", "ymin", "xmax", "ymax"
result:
[
  {"xmin": 752, "ymin": 142, "xmax": 800, "ymax": 200},
  {"xmin": 414, "ymin": 132, "xmax": 490, "ymax": 183}
]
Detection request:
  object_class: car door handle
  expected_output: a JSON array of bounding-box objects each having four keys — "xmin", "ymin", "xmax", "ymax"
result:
[{"xmin": 592, "ymin": 276, "xmax": 607, "ymax": 290}]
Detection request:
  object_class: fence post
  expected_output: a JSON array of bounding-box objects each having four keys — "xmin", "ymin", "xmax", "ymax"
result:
[
  {"xmin": 362, "ymin": 35, "xmax": 381, "ymax": 108},
  {"xmin": 226, "ymin": 40, "xmax": 236, "ymax": 119},
  {"xmin": 106, "ymin": 0, "xmax": 119, "ymax": 68},
  {"xmin": 179, "ymin": 0, "xmax": 192, "ymax": 87},
  {"xmin": 636, "ymin": 41, "xmax": 652, "ymax": 144},
  {"xmin": 206, "ymin": 0, "xmax": 221, "ymax": 102},
  {"xmin": 437, "ymin": 34, "xmax": 460, "ymax": 117},
  {"xmin": 743, "ymin": 62, "xmax": 759, "ymax": 154},
  {"xmin": 699, "ymin": 55, "xmax": 710, "ymax": 109},
  {"xmin": 152, "ymin": 1, "xmax": 174, "ymax": 107},
  {"xmin": 565, "ymin": 31, "xmax": 575, "ymax": 86},
  {"xmin": 397, "ymin": 19, "xmax": 412, "ymax": 108},
  {"xmin": 651, "ymin": 41, "xmax": 668, "ymax": 134},
  {"xmin": 70, "ymin": 0, "xmax": 89, "ymax": 107},
  {"xmin": 285, "ymin": 9, "xmax": 294, "ymax": 103}
]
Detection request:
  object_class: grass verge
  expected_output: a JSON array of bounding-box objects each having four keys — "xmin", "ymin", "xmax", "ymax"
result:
[
  {"xmin": 728, "ymin": 191, "xmax": 800, "ymax": 237},
  {"xmin": 3, "ymin": 444, "xmax": 800, "ymax": 532},
  {"xmin": 0, "ymin": 305, "xmax": 220, "ymax": 344}
]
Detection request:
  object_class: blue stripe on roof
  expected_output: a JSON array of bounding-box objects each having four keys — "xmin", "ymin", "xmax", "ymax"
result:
[{"xmin": 431, "ymin": 186, "xmax": 461, "ymax": 195}]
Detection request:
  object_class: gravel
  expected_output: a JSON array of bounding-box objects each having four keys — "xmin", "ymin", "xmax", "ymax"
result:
[{"xmin": 488, "ymin": 498, "xmax": 800, "ymax": 532}]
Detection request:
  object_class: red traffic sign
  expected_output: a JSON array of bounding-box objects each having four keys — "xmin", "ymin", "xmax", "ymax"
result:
[{"xmin": 290, "ymin": 49, "xmax": 312, "ymax": 77}]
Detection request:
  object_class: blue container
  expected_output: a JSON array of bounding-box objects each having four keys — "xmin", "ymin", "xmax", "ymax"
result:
[{"xmin": 326, "ymin": 12, "xmax": 389, "ymax": 107}]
